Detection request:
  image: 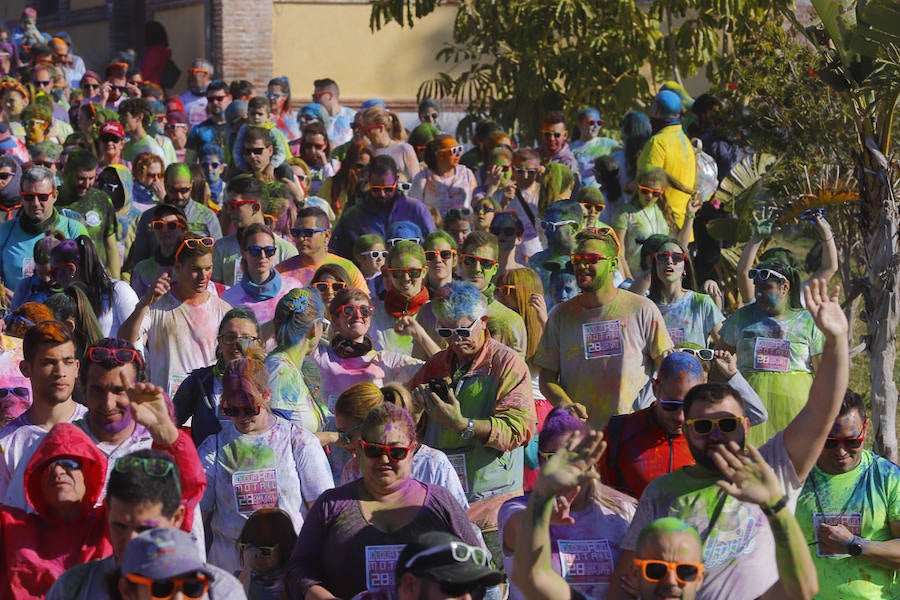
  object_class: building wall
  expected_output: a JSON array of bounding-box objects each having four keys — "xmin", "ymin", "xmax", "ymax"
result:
[{"xmin": 151, "ymin": 4, "xmax": 207, "ymax": 91}]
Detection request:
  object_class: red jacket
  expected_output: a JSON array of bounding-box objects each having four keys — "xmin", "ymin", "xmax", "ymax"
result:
[
  {"xmin": 1, "ymin": 423, "xmax": 111, "ymax": 599},
  {"xmin": 600, "ymin": 405, "xmax": 694, "ymax": 498}
]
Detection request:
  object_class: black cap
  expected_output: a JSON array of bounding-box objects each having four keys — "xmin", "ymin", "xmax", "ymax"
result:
[{"xmin": 395, "ymin": 531, "xmax": 504, "ymax": 588}]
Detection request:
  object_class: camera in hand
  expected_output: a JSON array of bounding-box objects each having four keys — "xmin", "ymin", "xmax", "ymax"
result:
[{"xmin": 428, "ymin": 377, "xmax": 451, "ymax": 403}]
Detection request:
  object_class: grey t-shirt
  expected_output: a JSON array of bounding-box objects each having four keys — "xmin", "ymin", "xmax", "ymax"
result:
[
  {"xmin": 621, "ymin": 431, "xmax": 801, "ymax": 600},
  {"xmin": 47, "ymin": 555, "xmax": 248, "ymax": 600}
]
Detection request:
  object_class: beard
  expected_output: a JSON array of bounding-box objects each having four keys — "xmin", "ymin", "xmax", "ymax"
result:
[{"xmin": 688, "ymin": 429, "xmax": 746, "ymax": 472}]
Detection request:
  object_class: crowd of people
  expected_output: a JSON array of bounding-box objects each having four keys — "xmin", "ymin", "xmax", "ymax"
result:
[{"xmin": 0, "ymin": 8, "xmax": 895, "ymax": 600}]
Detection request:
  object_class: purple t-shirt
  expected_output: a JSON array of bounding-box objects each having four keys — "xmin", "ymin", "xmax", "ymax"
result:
[{"xmin": 285, "ymin": 480, "xmax": 481, "ymax": 599}]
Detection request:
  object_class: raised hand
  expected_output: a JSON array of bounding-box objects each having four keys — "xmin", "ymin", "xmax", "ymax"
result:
[
  {"xmin": 713, "ymin": 441, "xmax": 784, "ymax": 508},
  {"xmin": 534, "ymin": 429, "xmax": 605, "ymax": 498},
  {"xmin": 142, "ymin": 271, "xmax": 171, "ymax": 307},
  {"xmin": 121, "ymin": 371, "xmax": 179, "ymax": 445},
  {"xmin": 803, "ymin": 278, "xmax": 848, "ymax": 340}
]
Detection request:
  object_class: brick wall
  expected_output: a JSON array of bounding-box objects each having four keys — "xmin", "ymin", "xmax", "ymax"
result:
[{"xmin": 213, "ymin": 0, "xmax": 273, "ymax": 90}]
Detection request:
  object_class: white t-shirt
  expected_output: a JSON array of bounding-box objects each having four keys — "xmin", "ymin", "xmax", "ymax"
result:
[
  {"xmin": 139, "ymin": 292, "xmax": 232, "ymax": 396},
  {"xmin": 0, "ymin": 403, "xmax": 88, "ymax": 511},
  {"xmin": 98, "ymin": 280, "xmax": 140, "ymax": 338},
  {"xmin": 198, "ymin": 416, "xmax": 334, "ymax": 573},
  {"xmin": 621, "ymin": 431, "xmax": 801, "ymax": 600}
]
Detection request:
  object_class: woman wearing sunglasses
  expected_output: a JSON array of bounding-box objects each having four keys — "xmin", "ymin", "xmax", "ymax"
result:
[
  {"xmin": 286, "ymin": 401, "xmax": 481, "ymax": 600},
  {"xmin": 49, "ymin": 235, "xmax": 139, "ymax": 338},
  {"xmin": 312, "ymin": 287, "xmax": 423, "ymax": 413},
  {"xmin": 237, "ymin": 508, "xmax": 297, "ymax": 598},
  {"xmin": 721, "ymin": 258, "xmax": 825, "ymax": 447},
  {"xmin": 640, "ymin": 235, "xmax": 724, "ymax": 349},
  {"xmin": 221, "ymin": 223, "xmax": 303, "ymax": 336},
  {"xmin": 422, "ymin": 230, "xmax": 457, "ymax": 296},
  {"xmin": 309, "ymin": 263, "xmax": 352, "ymax": 322},
  {"xmin": 409, "ymin": 134, "xmax": 477, "ymax": 217},
  {"xmin": 570, "ymin": 107, "xmax": 620, "ymax": 188},
  {"xmin": 198, "ymin": 348, "xmax": 334, "ymax": 574},
  {"xmin": 266, "ymin": 288, "xmax": 329, "ymax": 433}
]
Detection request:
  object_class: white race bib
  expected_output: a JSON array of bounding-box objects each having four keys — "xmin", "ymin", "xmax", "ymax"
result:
[
  {"xmin": 557, "ymin": 539, "xmax": 615, "ymax": 587},
  {"xmin": 813, "ymin": 512, "xmax": 862, "ymax": 557},
  {"xmin": 232, "ymin": 468, "xmax": 279, "ymax": 516},
  {"xmin": 448, "ymin": 453, "xmax": 469, "ymax": 494},
  {"xmin": 365, "ymin": 544, "xmax": 405, "ymax": 592},
  {"xmin": 582, "ymin": 321, "xmax": 623, "ymax": 359},
  {"xmin": 753, "ymin": 337, "xmax": 791, "ymax": 372}
]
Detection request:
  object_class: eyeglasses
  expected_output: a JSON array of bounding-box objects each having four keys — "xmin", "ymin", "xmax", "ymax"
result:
[
  {"xmin": 312, "ymin": 90, "xmax": 332, "ymax": 99},
  {"xmin": 34, "ymin": 80, "xmax": 52, "ymax": 88},
  {"xmin": 653, "ymin": 251, "xmax": 687, "ymax": 265},
  {"xmin": 334, "ymin": 304, "xmax": 374, "ymax": 319},
  {"xmin": 404, "ymin": 541, "xmax": 488, "ymax": 569},
  {"xmin": 174, "ymin": 237, "xmax": 214, "ymax": 261},
  {"xmin": 445, "ymin": 207, "xmax": 472, "ymax": 218},
  {"xmin": 490, "ymin": 226, "xmax": 518, "ymax": 236},
  {"xmin": 188, "ymin": 67, "xmax": 210, "ymax": 76},
  {"xmin": 337, "ymin": 423, "xmax": 362, "ymax": 445},
  {"xmin": 387, "ymin": 267, "xmax": 423, "ymax": 280},
  {"xmin": 387, "ymin": 237, "xmax": 422, "ymax": 247},
  {"xmin": 145, "ymin": 172, "xmax": 163, "ymax": 181},
  {"xmin": 359, "ymin": 250, "xmax": 389, "ymax": 259},
  {"xmin": 265, "ymin": 92, "xmax": 286, "ymax": 100},
  {"xmin": 200, "ymin": 162, "xmax": 222, "ymax": 169},
  {"xmin": 87, "ymin": 346, "xmax": 144, "ymax": 367},
  {"xmin": 514, "ymin": 167, "xmax": 538, "ymax": 177},
  {"xmin": 438, "ymin": 145, "xmax": 464, "ymax": 156},
  {"xmin": 164, "ymin": 123, "xmax": 188, "ymax": 131},
  {"xmin": 244, "ymin": 147, "xmax": 267, "ymax": 156},
  {"xmin": 246, "ymin": 245, "xmax": 277, "ymax": 258},
  {"xmin": 461, "ymin": 254, "xmax": 498, "ymax": 270},
  {"xmin": 82, "ymin": 83, "xmax": 101, "ymax": 90},
  {"xmin": 369, "ymin": 183, "xmax": 397, "ymax": 195},
  {"xmin": 50, "ymin": 262, "xmax": 77, "ymax": 277},
  {"xmin": 581, "ymin": 119, "xmax": 602, "ymax": 126},
  {"xmin": 238, "ymin": 542, "xmax": 279, "ymax": 557},
  {"xmin": 580, "ymin": 202, "xmax": 604, "ymax": 212},
  {"xmin": 496, "ymin": 284, "xmax": 516, "ymax": 295},
  {"xmin": 685, "ymin": 416, "xmax": 747, "ymax": 435},
  {"xmin": 824, "ymin": 434, "xmax": 865, "ymax": 450},
  {"xmin": 0, "ymin": 387, "xmax": 29, "ymax": 400},
  {"xmin": 20, "ymin": 192, "xmax": 54, "ymax": 202},
  {"xmin": 124, "ymin": 573, "xmax": 210, "ymax": 600},
  {"xmin": 422, "ymin": 112, "xmax": 439, "ymax": 122},
  {"xmin": 679, "ymin": 347, "xmax": 715, "ymax": 361},
  {"xmin": 633, "ymin": 559, "xmax": 704, "ymax": 585},
  {"xmin": 425, "ymin": 249, "xmax": 456, "ymax": 262},
  {"xmin": 474, "ymin": 205, "xmax": 495, "ymax": 216},
  {"xmin": 222, "ymin": 405, "xmax": 262, "ymax": 418},
  {"xmin": 114, "ymin": 455, "xmax": 176, "ymax": 477},
  {"xmin": 541, "ymin": 219, "xmax": 578, "ymax": 232},
  {"xmin": 313, "ymin": 281, "xmax": 346, "ymax": 293},
  {"xmin": 290, "ymin": 227, "xmax": 328, "ymax": 238},
  {"xmin": 570, "ymin": 252, "xmax": 610, "ymax": 265},
  {"xmin": 363, "ymin": 124, "xmax": 384, "ymax": 134},
  {"xmin": 0, "ymin": 172, "xmax": 14, "ymax": 181},
  {"xmin": 217, "ymin": 333, "xmax": 259, "ymax": 347},
  {"xmin": 748, "ymin": 268, "xmax": 787, "ymax": 282},
  {"xmin": 658, "ymin": 400, "xmax": 685, "ymax": 412},
  {"xmin": 25, "ymin": 119, "xmax": 48, "ymax": 127},
  {"xmin": 436, "ymin": 320, "xmax": 480, "ymax": 339},
  {"xmin": 45, "ymin": 458, "xmax": 81, "ymax": 476},
  {"xmin": 361, "ymin": 439, "xmax": 415, "ymax": 461},
  {"xmin": 206, "ymin": 94, "xmax": 228, "ymax": 102},
  {"xmin": 638, "ymin": 185, "xmax": 664, "ymax": 198},
  {"xmin": 541, "ymin": 130, "xmax": 564, "ymax": 139},
  {"xmin": 150, "ymin": 220, "xmax": 186, "ymax": 231},
  {"xmin": 100, "ymin": 135, "xmax": 123, "ymax": 144},
  {"xmin": 99, "ymin": 182, "xmax": 120, "ymax": 194}
]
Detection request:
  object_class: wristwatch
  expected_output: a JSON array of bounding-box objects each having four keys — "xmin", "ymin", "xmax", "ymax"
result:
[
  {"xmin": 458, "ymin": 418, "xmax": 475, "ymax": 440},
  {"xmin": 847, "ymin": 536, "xmax": 864, "ymax": 557}
]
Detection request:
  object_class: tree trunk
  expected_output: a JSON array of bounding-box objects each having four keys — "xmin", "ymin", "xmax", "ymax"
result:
[{"xmin": 860, "ymin": 145, "xmax": 900, "ymax": 462}]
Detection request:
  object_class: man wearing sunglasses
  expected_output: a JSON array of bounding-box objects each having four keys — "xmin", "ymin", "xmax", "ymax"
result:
[
  {"xmin": 536, "ymin": 228, "xmax": 671, "ymax": 429},
  {"xmin": 119, "ymin": 231, "xmax": 231, "ymax": 396},
  {"xmin": 184, "ymin": 79, "xmax": 232, "ymax": 166},
  {"xmin": 276, "ymin": 205, "xmax": 367, "ymax": 292},
  {"xmin": 57, "ymin": 149, "xmax": 123, "ymax": 277},
  {"xmin": 601, "ymin": 350, "xmax": 767, "ymax": 499},
  {"xmin": 409, "ymin": 280, "xmax": 535, "ymax": 571},
  {"xmin": 330, "ymin": 154, "xmax": 436, "ymax": 260},
  {"xmin": 538, "ymin": 111, "xmax": 580, "ymax": 189},
  {"xmin": 212, "ymin": 175, "xmax": 297, "ymax": 286},
  {"xmin": 0, "ymin": 165, "xmax": 87, "ymax": 294},
  {"xmin": 396, "ymin": 531, "xmax": 505, "ymax": 600},
  {"xmin": 49, "ymin": 448, "xmax": 240, "ymax": 600},
  {"xmin": 795, "ymin": 390, "xmax": 900, "ymax": 599},
  {"xmin": 610, "ymin": 279, "xmax": 849, "ymax": 600},
  {"xmin": 636, "ymin": 91, "xmax": 696, "ymax": 240},
  {"xmin": 179, "ymin": 58, "xmax": 213, "ymax": 126},
  {"xmin": 457, "ymin": 231, "xmax": 527, "ymax": 359},
  {"xmin": 528, "ymin": 199, "xmax": 585, "ymax": 304}
]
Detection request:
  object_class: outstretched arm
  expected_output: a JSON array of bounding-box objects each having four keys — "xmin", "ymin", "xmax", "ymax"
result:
[
  {"xmin": 714, "ymin": 442, "xmax": 818, "ymax": 600},
  {"xmin": 783, "ymin": 279, "xmax": 849, "ymax": 481}
]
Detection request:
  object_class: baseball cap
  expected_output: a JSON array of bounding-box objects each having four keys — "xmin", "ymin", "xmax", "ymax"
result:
[
  {"xmin": 653, "ymin": 90, "xmax": 683, "ymax": 117},
  {"xmin": 396, "ymin": 532, "xmax": 504, "ymax": 589},
  {"xmin": 121, "ymin": 528, "xmax": 213, "ymax": 581},
  {"xmin": 100, "ymin": 121, "xmax": 125, "ymax": 139},
  {"xmin": 387, "ymin": 221, "xmax": 423, "ymax": 243},
  {"xmin": 165, "ymin": 95, "xmax": 184, "ymax": 114}
]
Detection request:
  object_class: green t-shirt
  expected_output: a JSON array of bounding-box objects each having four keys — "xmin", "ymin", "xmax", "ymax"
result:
[
  {"xmin": 56, "ymin": 188, "xmax": 119, "ymax": 267},
  {"xmin": 797, "ymin": 451, "xmax": 900, "ymax": 599}
]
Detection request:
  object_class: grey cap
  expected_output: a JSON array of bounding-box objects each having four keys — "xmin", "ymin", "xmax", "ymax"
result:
[{"xmin": 121, "ymin": 528, "xmax": 213, "ymax": 580}]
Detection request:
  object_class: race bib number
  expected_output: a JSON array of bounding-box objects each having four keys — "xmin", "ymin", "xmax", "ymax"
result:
[
  {"xmin": 557, "ymin": 539, "xmax": 615, "ymax": 586},
  {"xmin": 814, "ymin": 512, "xmax": 862, "ymax": 557},
  {"xmin": 448, "ymin": 453, "xmax": 469, "ymax": 493},
  {"xmin": 232, "ymin": 468, "xmax": 279, "ymax": 516},
  {"xmin": 667, "ymin": 327, "xmax": 686, "ymax": 345},
  {"xmin": 582, "ymin": 321, "xmax": 623, "ymax": 359},
  {"xmin": 21, "ymin": 257, "xmax": 35, "ymax": 279},
  {"xmin": 753, "ymin": 337, "xmax": 791, "ymax": 372},
  {"xmin": 365, "ymin": 544, "xmax": 405, "ymax": 592}
]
